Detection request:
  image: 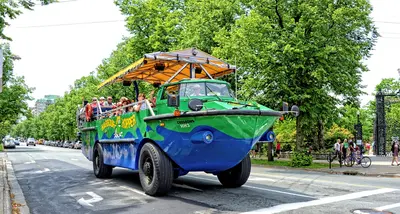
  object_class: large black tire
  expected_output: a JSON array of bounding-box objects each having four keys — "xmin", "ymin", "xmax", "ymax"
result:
[
  {"xmin": 217, "ymin": 154, "xmax": 251, "ymax": 188},
  {"xmin": 139, "ymin": 143, "xmax": 173, "ymax": 196},
  {"xmin": 93, "ymin": 143, "xmax": 113, "ymax": 178}
]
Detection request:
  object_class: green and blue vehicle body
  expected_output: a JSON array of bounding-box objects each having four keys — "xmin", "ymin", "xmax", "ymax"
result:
[{"xmin": 80, "ymin": 79, "xmax": 280, "ymax": 176}]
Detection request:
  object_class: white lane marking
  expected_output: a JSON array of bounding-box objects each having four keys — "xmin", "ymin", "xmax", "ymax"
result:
[
  {"xmin": 376, "ymin": 202, "xmax": 400, "ymax": 211},
  {"xmin": 242, "ymin": 188, "xmax": 397, "ymax": 214},
  {"xmin": 250, "ymin": 172, "xmax": 387, "ymax": 189},
  {"xmin": 34, "ymin": 168, "xmax": 50, "ymax": 173},
  {"xmin": 43, "ymin": 156, "xmax": 49, "ymax": 159},
  {"xmin": 185, "ymin": 175, "xmax": 315, "ymax": 199},
  {"xmin": 24, "ymin": 160, "xmax": 36, "ymax": 164},
  {"xmin": 77, "ymin": 192, "xmax": 103, "ymax": 207},
  {"xmin": 172, "ymin": 183, "xmax": 204, "ymax": 192},
  {"xmin": 71, "ymin": 158, "xmax": 78, "ymax": 161},
  {"xmin": 248, "ymin": 176, "xmax": 275, "ymax": 182},
  {"xmin": 119, "ymin": 186, "xmax": 150, "ymax": 197}
]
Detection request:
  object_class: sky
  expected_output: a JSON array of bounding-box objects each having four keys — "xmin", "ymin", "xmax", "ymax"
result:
[
  {"xmin": 4, "ymin": 0, "xmax": 129, "ymax": 107},
  {"xmin": 3, "ymin": 0, "xmax": 400, "ymax": 108}
]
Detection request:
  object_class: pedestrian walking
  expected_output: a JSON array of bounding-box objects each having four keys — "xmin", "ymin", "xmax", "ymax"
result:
[
  {"xmin": 276, "ymin": 140, "xmax": 281, "ymax": 159},
  {"xmin": 334, "ymin": 139, "xmax": 341, "ymax": 163},
  {"xmin": 391, "ymin": 138, "xmax": 399, "ymax": 166}
]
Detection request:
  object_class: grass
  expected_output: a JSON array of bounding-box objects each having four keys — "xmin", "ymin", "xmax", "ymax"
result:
[
  {"xmin": 251, "ymin": 158, "xmax": 340, "ymax": 169},
  {"xmin": 0, "ymin": 144, "xmax": 3, "ymax": 152}
]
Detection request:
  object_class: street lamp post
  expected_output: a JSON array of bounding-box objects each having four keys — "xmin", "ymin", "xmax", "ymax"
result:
[{"xmin": 355, "ymin": 110, "xmax": 363, "ymax": 147}]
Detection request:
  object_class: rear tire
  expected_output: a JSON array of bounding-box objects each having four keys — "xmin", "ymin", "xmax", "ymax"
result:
[
  {"xmin": 93, "ymin": 143, "xmax": 113, "ymax": 178},
  {"xmin": 218, "ymin": 154, "xmax": 251, "ymax": 188},
  {"xmin": 139, "ymin": 143, "xmax": 173, "ymax": 196}
]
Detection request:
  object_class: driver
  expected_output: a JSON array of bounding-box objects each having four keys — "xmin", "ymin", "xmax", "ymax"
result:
[{"xmin": 190, "ymin": 84, "xmax": 205, "ymax": 96}]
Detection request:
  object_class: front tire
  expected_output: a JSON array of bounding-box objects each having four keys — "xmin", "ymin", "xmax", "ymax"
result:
[
  {"xmin": 217, "ymin": 154, "xmax": 251, "ymax": 188},
  {"xmin": 93, "ymin": 143, "xmax": 113, "ymax": 178},
  {"xmin": 139, "ymin": 143, "xmax": 173, "ymax": 196}
]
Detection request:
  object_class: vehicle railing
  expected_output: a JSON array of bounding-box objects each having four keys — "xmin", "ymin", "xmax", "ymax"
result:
[{"xmin": 77, "ymin": 99, "xmax": 155, "ymax": 121}]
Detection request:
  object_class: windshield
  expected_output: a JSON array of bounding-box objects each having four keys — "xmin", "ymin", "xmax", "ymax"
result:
[
  {"xmin": 28, "ymin": 138, "xmax": 34, "ymax": 141},
  {"xmin": 179, "ymin": 82, "xmax": 234, "ymax": 98}
]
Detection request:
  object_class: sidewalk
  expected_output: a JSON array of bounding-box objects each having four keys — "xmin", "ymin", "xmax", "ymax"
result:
[
  {"xmin": 323, "ymin": 155, "xmax": 400, "ymax": 177},
  {"xmin": 254, "ymin": 155, "xmax": 400, "ymax": 178},
  {"xmin": 0, "ymin": 152, "xmax": 30, "ymax": 214},
  {"xmin": 0, "ymin": 152, "xmax": 12, "ymax": 214}
]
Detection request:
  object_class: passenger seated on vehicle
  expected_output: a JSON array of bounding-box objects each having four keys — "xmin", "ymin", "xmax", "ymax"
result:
[
  {"xmin": 91, "ymin": 97, "xmax": 98, "ymax": 109},
  {"xmin": 149, "ymin": 90, "xmax": 156, "ymax": 107},
  {"xmin": 99, "ymin": 97, "xmax": 105, "ymax": 106},
  {"xmin": 122, "ymin": 99, "xmax": 132, "ymax": 114},
  {"xmin": 134, "ymin": 93, "xmax": 148, "ymax": 112},
  {"xmin": 115, "ymin": 102, "xmax": 122, "ymax": 116},
  {"xmin": 104, "ymin": 96, "xmax": 114, "ymax": 107}
]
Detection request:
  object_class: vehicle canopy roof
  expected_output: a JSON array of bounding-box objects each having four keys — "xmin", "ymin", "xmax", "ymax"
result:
[{"xmin": 97, "ymin": 48, "xmax": 236, "ymax": 89}]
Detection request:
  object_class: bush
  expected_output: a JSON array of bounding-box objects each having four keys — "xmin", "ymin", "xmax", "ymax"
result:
[
  {"xmin": 290, "ymin": 151, "xmax": 313, "ymax": 167},
  {"xmin": 0, "ymin": 144, "xmax": 3, "ymax": 152}
]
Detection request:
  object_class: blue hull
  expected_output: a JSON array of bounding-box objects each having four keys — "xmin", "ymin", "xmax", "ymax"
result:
[{"xmin": 83, "ymin": 125, "xmax": 265, "ymax": 173}]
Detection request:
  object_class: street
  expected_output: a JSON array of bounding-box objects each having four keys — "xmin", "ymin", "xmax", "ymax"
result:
[{"xmin": 5, "ymin": 145, "xmax": 400, "ymax": 214}]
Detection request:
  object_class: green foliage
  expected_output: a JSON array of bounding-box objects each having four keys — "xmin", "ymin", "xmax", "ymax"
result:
[
  {"xmin": 11, "ymin": 0, "xmax": 377, "ymax": 146},
  {"xmin": 334, "ymin": 105, "xmax": 373, "ymax": 141},
  {"xmin": 0, "ymin": 44, "xmax": 33, "ymax": 139},
  {"xmin": 324, "ymin": 123, "xmax": 353, "ymax": 149},
  {"xmin": 213, "ymin": 0, "xmax": 378, "ymax": 148},
  {"xmin": 289, "ymin": 151, "xmax": 313, "ymax": 167}
]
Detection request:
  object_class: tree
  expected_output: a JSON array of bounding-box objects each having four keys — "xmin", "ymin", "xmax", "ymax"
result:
[
  {"xmin": 0, "ymin": 44, "xmax": 33, "ymax": 139},
  {"xmin": 214, "ymin": 0, "xmax": 378, "ymax": 149}
]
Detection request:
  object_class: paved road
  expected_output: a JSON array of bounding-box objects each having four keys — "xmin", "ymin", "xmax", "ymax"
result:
[{"xmin": 5, "ymin": 145, "xmax": 400, "ymax": 214}]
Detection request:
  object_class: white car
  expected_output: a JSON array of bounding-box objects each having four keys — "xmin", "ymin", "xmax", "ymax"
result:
[
  {"xmin": 4, "ymin": 139, "xmax": 16, "ymax": 149},
  {"xmin": 27, "ymin": 138, "xmax": 36, "ymax": 146}
]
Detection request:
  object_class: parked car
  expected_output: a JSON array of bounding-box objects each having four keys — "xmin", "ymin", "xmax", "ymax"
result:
[
  {"xmin": 57, "ymin": 141, "xmax": 63, "ymax": 147},
  {"xmin": 68, "ymin": 142, "xmax": 75, "ymax": 149},
  {"xmin": 14, "ymin": 140, "xmax": 19, "ymax": 146},
  {"xmin": 27, "ymin": 138, "xmax": 36, "ymax": 146},
  {"xmin": 74, "ymin": 141, "xmax": 82, "ymax": 149},
  {"xmin": 63, "ymin": 141, "xmax": 69, "ymax": 148},
  {"xmin": 3, "ymin": 139, "xmax": 16, "ymax": 149}
]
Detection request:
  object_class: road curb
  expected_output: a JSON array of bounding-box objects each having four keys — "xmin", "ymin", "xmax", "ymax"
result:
[
  {"xmin": 251, "ymin": 164, "xmax": 400, "ymax": 178},
  {"xmin": 1, "ymin": 158, "xmax": 12, "ymax": 214},
  {"xmin": 5, "ymin": 154, "xmax": 30, "ymax": 214}
]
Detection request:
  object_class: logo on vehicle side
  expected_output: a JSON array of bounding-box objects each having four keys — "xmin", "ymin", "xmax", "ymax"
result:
[
  {"xmin": 101, "ymin": 119, "xmax": 116, "ymax": 131},
  {"xmin": 122, "ymin": 115, "xmax": 136, "ymax": 129}
]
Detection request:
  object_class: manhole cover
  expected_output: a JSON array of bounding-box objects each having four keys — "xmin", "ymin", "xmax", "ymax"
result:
[{"xmin": 351, "ymin": 208, "xmax": 393, "ymax": 214}]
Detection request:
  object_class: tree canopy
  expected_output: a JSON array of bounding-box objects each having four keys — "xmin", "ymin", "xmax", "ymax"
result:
[{"xmin": 11, "ymin": 0, "xmax": 378, "ymax": 151}]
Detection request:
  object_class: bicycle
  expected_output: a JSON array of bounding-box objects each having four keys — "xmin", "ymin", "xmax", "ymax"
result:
[{"xmin": 344, "ymin": 150, "xmax": 371, "ymax": 168}]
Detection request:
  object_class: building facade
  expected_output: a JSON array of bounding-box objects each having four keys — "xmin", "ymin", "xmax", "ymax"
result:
[{"xmin": 34, "ymin": 95, "xmax": 59, "ymax": 116}]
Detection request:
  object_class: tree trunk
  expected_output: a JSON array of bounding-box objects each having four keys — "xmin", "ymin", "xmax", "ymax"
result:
[
  {"xmin": 296, "ymin": 114, "xmax": 304, "ymax": 151},
  {"xmin": 317, "ymin": 119, "xmax": 324, "ymax": 150}
]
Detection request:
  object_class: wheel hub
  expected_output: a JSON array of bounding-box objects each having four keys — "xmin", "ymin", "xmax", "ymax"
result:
[{"xmin": 143, "ymin": 161, "xmax": 152, "ymax": 176}]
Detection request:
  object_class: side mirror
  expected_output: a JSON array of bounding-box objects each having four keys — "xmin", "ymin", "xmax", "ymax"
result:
[
  {"xmin": 123, "ymin": 80, "xmax": 132, "ymax": 86},
  {"xmin": 291, "ymin": 105, "xmax": 300, "ymax": 117},
  {"xmin": 167, "ymin": 94, "xmax": 180, "ymax": 107}
]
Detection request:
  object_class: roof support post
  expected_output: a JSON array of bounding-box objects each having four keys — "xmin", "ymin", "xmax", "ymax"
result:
[
  {"xmin": 199, "ymin": 64, "xmax": 213, "ymax": 80},
  {"xmin": 190, "ymin": 63, "xmax": 195, "ymax": 79},
  {"xmin": 166, "ymin": 63, "xmax": 189, "ymax": 84}
]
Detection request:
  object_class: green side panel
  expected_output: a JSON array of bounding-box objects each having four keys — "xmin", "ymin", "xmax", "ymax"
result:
[{"xmin": 147, "ymin": 114, "xmax": 277, "ymax": 141}]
